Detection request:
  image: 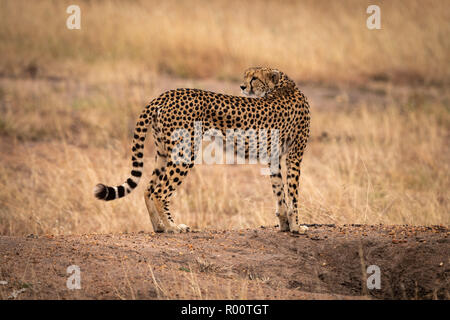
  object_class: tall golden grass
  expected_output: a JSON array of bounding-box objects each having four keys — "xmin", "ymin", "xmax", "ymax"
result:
[
  {"xmin": 0, "ymin": 0, "xmax": 449, "ymax": 83},
  {"xmin": 0, "ymin": 72, "xmax": 448, "ymax": 235},
  {"xmin": 0, "ymin": 0, "xmax": 448, "ymax": 236}
]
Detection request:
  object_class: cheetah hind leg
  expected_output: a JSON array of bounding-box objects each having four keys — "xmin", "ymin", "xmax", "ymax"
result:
[
  {"xmin": 144, "ymin": 160, "xmax": 169, "ymax": 233},
  {"xmin": 151, "ymin": 195, "xmax": 190, "ymax": 233},
  {"xmin": 154, "ymin": 161, "xmax": 194, "ymax": 233},
  {"xmin": 143, "ymin": 154, "xmax": 190, "ymax": 233},
  {"xmin": 144, "ymin": 189, "xmax": 165, "ymax": 232}
]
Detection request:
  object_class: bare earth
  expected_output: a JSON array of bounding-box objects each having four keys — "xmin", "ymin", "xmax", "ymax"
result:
[{"xmin": 0, "ymin": 225, "xmax": 448, "ymax": 300}]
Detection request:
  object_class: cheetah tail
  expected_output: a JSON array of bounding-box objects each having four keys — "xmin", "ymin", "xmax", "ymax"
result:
[{"xmin": 94, "ymin": 103, "xmax": 156, "ymax": 201}]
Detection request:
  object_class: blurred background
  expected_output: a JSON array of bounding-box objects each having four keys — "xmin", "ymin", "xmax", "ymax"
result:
[{"xmin": 0, "ymin": 0, "xmax": 448, "ymax": 235}]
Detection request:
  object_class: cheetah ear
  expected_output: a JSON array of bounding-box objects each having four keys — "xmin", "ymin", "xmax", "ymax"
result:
[
  {"xmin": 268, "ymin": 70, "xmax": 280, "ymax": 87},
  {"xmin": 271, "ymin": 70, "xmax": 280, "ymax": 83}
]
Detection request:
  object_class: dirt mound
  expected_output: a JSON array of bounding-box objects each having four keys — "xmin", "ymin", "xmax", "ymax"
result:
[{"xmin": 0, "ymin": 225, "xmax": 448, "ymax": 300}]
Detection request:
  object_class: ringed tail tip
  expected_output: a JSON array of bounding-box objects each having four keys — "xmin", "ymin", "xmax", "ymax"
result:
[{"xmin": 94, "ymin": 183, "xmax": 108, "ymax": 200}]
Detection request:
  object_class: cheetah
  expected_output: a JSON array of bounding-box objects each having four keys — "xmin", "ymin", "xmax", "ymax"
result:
[{"xmin": 94, "ymin": 67, "xmax": 310, "ymax": 233}]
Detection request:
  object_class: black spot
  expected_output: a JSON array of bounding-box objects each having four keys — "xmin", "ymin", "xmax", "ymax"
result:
[
  {"xmin": 117, "ymin": 186, "xmax": 125, "ymax": 197},
  {"xmin": 131, "ymin": 170, "xmax": 142, "ymax": 177},
  {"xmin": 127, "ymin": 178, "xmax": 137, "ymax": 189},
  {"xmin": 105, "ymin": 187, "xmax": 116, "ymax": 201}
]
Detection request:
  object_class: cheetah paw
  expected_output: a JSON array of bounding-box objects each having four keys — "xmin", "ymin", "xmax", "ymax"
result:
[
  {"xmin": 290, "ymin": 224, "xmax": 309, "ymax": 234},
  {"xmin": 154, "ymin": 223, "xmax": 165, "ymax": 233},
  {"xmin": 177, "ymin": 224, "xmax": 190, "ymax": 233},
  {"xmin": 166, "ymin": 224, "xmax": 190, "ymax": 233},
  {"xmin": 298, "ymin": 225, "xmax": 309, "ymax": 234}
]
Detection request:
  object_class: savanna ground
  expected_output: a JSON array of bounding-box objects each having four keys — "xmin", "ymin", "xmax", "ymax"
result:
[{"xmin": 0, "ymin": 0, "xmax": 449, "ymax": 299}]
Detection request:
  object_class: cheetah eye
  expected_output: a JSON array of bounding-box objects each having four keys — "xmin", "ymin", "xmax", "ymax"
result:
[{"xmin": 250, "ymin": 77, "xmax": 257, "ymax": 82}]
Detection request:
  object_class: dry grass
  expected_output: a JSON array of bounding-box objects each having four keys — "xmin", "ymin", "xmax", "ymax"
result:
[
  {"xmin": 0, "ymin": 0, "xmax": 449, "ymax": 84},
  {"xmin": 0, "ymin": 0, "xmax": 448, "ymax": 236},
  {"xmin": 0, "ymin": 71, "xmax": 448, "ymax": 236}
]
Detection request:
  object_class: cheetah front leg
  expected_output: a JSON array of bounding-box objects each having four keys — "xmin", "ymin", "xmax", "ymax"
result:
[
  {"xmin": 269, "ymin": 162, "xmax": 290, "ymax": 232},
  {"xmin": 286, "ymin": 146, "xmax": 308, "ymax": 234}
]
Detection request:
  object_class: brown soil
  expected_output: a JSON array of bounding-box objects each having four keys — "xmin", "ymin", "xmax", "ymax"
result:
[{"xmin": 0, "ymin": 225, "xmax": 448, "ymax": 300}]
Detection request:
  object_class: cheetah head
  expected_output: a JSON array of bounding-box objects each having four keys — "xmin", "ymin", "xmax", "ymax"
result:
[{"xmin": 240, "ymin": 67, "xmax": 281, "ymax": 97}]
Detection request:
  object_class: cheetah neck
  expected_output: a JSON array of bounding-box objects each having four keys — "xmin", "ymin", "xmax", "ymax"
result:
[
  {"xmin": 278, "ymin": 72, "xmax": 297, "ymax": 89},
  {"xmin": 265, "ymin": 72, "xmax": 297, "ymax": 98}
]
